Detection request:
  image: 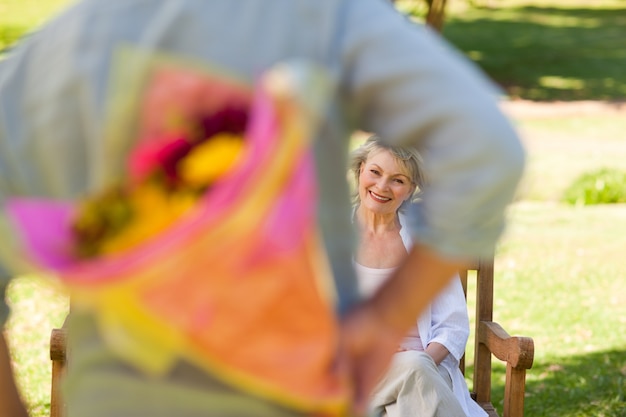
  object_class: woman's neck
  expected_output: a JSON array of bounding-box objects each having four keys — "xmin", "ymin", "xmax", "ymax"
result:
[{"xmin": 356, "ymin": 205, "xmax": 401, "ymax": 235}]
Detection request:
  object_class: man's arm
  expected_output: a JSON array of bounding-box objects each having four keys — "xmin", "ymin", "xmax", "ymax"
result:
[{"xmin": 0, "ymin": 332, "xmax": 29, "ymax": 417}]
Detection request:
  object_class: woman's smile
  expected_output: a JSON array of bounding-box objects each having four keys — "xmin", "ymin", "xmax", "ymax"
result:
[{"xmin": 368, "ymin": 190, "xmax": 392, "ymax": 203}]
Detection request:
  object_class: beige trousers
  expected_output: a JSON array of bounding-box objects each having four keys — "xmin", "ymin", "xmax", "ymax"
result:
[{"xmin": 369, "ymin": 350, "xmax": 466, "ymax": 417}]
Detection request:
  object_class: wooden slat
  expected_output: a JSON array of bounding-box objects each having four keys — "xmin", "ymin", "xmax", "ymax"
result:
[
  {"xmin": 49, "ymin": 328, "xmax": 66, "ymax": 362},
  {"xmin": 503, "ymin": 365, "xmax": 527, "ymax": 417},
  {"xmin": 478, "ymin": 401, "xmax": 500, "ymax": 417},
  {"xmin": 474, "ymin": 256, "xmax": 494, "ymax": 404},
  {"xmin": 50, "ymin": 328, "xmax": 67, "ymax": 417}
]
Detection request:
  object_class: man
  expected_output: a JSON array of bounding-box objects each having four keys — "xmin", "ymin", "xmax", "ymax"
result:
[{"xmin": 0, "ymin": 1, "xmax": 524, "ymax": 416}]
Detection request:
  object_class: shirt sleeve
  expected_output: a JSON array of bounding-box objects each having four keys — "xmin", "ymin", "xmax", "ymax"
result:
[
  {"xmin": 340, "ymin": 0, "xmax": 525, "ymax": 259},
  {"xmin": 0, "ymin": 44, "xmax": 20, "ymax": 328},
  {"xmin": 426, "ymin": 275, "xmax": 470, "ymax": 361},
  {"xmin": 0, "ymin": 11, "xmax": 93, "ymax": 326}
]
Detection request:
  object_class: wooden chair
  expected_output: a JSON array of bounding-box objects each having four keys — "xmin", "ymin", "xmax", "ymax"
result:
[
  {"xmin": 459, "ymin": 257, "xmax": 535, "ymax": 417},
  {"xmin": 49, "ymin": 257, "xmax": 534, "ymax": 417},
  {"xmin": 49, "ymin": 325, "xmax": 67, "ymax": 417}
]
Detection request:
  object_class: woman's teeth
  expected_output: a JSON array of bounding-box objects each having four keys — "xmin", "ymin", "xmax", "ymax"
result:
[{"xmin": 370, "ymin": 191, "xmax": 391, "ymax": 202}]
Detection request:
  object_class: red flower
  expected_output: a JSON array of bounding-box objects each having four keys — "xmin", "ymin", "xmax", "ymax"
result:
[
  {"xmin": 199, "ymin": 105, "xmax": 248, "ymax": 141},
  {"xmin": 128, "ymin": 135, "xmax": 193, "ymax": 184}
]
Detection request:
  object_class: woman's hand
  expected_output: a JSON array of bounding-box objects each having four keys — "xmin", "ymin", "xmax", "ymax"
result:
[{"xmin": 425, "ymin": 342, "xmax": 450, "ymax": 366}]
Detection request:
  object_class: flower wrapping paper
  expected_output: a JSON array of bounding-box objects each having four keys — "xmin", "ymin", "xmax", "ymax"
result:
[{"xmin": 4, "ymin": 47, "xmax": 349, "ymax": 415}]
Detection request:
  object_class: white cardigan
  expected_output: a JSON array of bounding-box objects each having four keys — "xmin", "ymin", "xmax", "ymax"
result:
[{"xmin": 396, "ymin": 212, "xmax": 487, "ymax": 417}]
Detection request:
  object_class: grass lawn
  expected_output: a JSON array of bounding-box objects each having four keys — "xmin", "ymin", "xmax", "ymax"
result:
[
  {"xmin": 491, "ymin": 201, "xmax": 626, "ymax": 416},
  {"xmin": 514, "ymin": 114, "xmax": 626, "ymax": 201},
  {"xmin": 2, "ymin": 1, "xmax": 626, "ymax": 417},
  {"xmin": 5, "ymin": 278, "xmax": 68, "ymax": 417}
]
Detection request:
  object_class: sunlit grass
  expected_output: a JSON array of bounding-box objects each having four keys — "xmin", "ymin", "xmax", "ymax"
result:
[
  {"xmin": 5, "ymin": 276, "xmax": 69, "ymax": 417},
  {"xmin": 491, "ymin": 201, "xmax": 626, "ymax": 416},
  {"xmin": 460, "ymin": 199, "xmax": 626, "ymax": 416},
  {"xmin": 513, "ymin": 115, "xmax": 626, "ymax": 201}
]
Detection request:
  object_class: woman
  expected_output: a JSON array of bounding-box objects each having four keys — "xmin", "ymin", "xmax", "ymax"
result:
[{"xmin": 350, "ymin": 135, "xmax": 487, "ymax": 417}]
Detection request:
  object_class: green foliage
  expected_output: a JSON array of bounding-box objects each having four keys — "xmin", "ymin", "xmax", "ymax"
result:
[{"xmin": 562, "ymin": 168, "xmax": 626, "ymax": 205}]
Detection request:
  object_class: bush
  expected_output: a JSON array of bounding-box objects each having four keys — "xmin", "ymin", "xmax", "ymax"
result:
[{"xmin": 562, "ymin": 168, "xmax": 626, "ymax": 206}]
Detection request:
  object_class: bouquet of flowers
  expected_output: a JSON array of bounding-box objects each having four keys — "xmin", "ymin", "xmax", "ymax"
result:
[{"xmin": 4, "ymin": 48, "xmax": 348, "ymax": 415}]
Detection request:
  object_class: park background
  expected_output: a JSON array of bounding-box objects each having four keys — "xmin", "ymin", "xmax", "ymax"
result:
[{"xmin": 1, "ymin": 0, "xmax": 625, "ymax": 416}]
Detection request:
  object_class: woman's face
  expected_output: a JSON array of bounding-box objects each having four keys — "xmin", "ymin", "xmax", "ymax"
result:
[{"xmin": 358, "ymin": 148, "xmax": 414, "ymax": 216}]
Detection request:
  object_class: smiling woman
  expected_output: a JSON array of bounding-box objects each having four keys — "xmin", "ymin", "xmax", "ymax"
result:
[
  {"xmin": 351, "ymin": 136, "xmax": 423, "ymax": 270},
  {"xmin": 347, "ymin": 135, "xmax": 489, "ymax": 417}
]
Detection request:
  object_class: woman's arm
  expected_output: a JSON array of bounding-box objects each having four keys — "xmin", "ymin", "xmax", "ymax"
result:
[
  {"xmin": 427, "ymin": 276, "xmax": 471, "ymax": 362},
  {"xmin": 424, "ymin": 342, "xmax": 450, "ymax": 366}
]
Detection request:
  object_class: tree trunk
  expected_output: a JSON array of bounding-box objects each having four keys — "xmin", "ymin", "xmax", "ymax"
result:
[{"xmin": 425, "ymin": 0, "xmax": 448, "ymax": 32}]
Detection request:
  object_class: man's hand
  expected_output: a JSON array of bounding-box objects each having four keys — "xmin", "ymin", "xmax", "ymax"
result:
[{"xmin": 338, "ymin": 303, "xmax": 405, "ymax": 416}]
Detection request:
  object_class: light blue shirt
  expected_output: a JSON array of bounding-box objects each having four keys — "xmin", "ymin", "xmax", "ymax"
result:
[{"xmin": 0, "ymin": 0, "xmax": 524, "ymax": 415}]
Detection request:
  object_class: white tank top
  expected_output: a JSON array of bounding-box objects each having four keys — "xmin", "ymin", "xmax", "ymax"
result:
[{"xmin": 353, "ymin": 261, "xmax": 424, "ymax": 351}]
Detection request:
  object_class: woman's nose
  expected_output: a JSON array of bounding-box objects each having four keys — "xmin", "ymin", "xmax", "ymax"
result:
[{"xmin": 376, "ymin": 177, "xmax": 391, "ymax": 190}]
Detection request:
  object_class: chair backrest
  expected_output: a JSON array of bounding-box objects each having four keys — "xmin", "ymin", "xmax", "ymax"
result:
[
  {"xmin": 458, "ymin": 257, "xmax": 495, "ymax": 402},
  {"xmin": 458, "ymin": 257, "xmax": 534, "ymax": 417}
]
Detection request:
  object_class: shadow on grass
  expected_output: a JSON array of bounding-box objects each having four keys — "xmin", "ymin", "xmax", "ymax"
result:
[
  {"xmin": 488, "ymin": 348, "xmax": 626, "ymax": 416},
  {"xmin": 442, "ymin": 6, "xmax": 626, "ymax": 101}
]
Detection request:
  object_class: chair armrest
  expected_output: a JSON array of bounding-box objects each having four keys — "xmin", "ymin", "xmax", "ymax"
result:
[{"xmin": 478, "ymin": 321, "xmax": 534, "ymax": 370}]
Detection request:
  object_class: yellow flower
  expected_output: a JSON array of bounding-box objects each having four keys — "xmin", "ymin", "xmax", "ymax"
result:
[
  {"xmin": 99, "ymin": 183, "xmax": 196, "ymax": 255},
  {"xmin": 180, "ymin": 133, "xmax": 244, "ymax": 186}
]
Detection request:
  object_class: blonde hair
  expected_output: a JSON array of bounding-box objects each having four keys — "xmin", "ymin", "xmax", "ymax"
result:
[{"xmin": 349, "ymin": 135, "xmax": 426, "ymax": 207}]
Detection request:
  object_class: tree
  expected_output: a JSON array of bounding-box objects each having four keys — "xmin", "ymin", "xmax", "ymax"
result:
[
  {"xmin": 390, "ymin": 0, "xmax": 448, "ymax": 32},
  {"xmin": 424, "ymin": 0, "xmax": 447, "ymax": 32}
]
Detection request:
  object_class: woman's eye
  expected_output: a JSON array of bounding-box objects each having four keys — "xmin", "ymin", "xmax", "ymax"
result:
[
  {"xmin": 394, "ymin": 178, "xmax": 405, "ymax": 184},
  {"xmin": 370, "ymin": 169, "xmax": 380, "ymax": 175}
]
